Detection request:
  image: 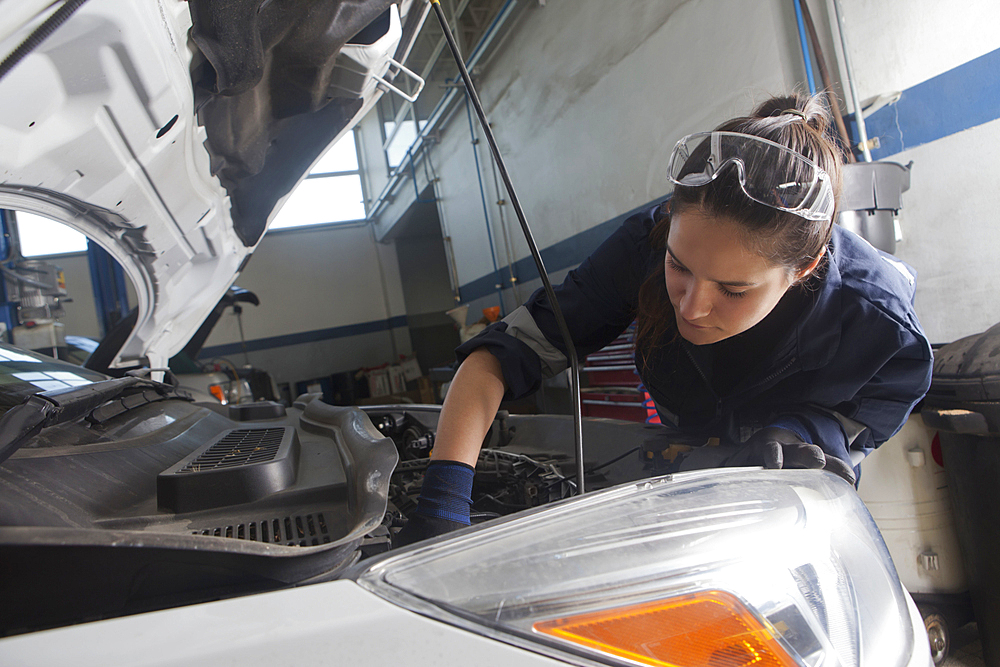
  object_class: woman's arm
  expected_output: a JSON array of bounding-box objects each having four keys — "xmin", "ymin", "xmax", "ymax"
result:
[
  {"xmin": 764, "ymin": 328, "xmax": 933, "ymax": 469},
  {"xmin": 392, "ymin": 348, "xmax": 507, "ymax": 547},
  {"xmin": 431, "ymin": 347, "xmax": 508, "ymax": 466},
  {"xmin": 395, "ymin": 210, "xmax": 657, "ymax": 546}
]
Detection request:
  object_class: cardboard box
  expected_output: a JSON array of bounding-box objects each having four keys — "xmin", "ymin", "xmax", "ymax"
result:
[
  {"xmin": 417, "ymin": 377, "xmax": 435, "ymax": 404},
  {"xmin": 388, "ymin": 365, "xmax": 407, "ymax": 394},
  {"xmin": 401, "ymin": 358, "xmax": 422, "ymax": 382},
  {"xmin": 367, "ymin": 369, "xmax": 391, "ymax": 397}
]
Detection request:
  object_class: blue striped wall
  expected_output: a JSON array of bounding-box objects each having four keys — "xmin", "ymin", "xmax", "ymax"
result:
[
  {"xmin": 465, "ymin": 47, "xmax": 1000, "ymax": 303},
  {"xmin": 199, "ymin": 315, "xmax": 408, "ymax": 359},
  {"xmin": 850, "ymin": 47, "xmax": 1000, "ymax": 161}
]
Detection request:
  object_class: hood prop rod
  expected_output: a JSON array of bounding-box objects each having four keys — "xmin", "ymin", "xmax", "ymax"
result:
[{"xmin": 429, "ymin": 0, "xmax": 585, "ymax": 495}]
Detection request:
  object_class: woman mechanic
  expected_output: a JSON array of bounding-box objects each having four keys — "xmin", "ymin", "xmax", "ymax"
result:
[{"xmin": 396, "ymin": 93, "xmax": 933, "ymax": 546}]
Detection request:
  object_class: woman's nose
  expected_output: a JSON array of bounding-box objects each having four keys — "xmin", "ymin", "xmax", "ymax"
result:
[{"xmin": 678, "ymin": 281, "xmax": 712, "ymax": 320}]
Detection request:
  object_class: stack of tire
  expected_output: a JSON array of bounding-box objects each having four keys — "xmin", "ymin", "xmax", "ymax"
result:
[{"xmin": 922, "ymin": 321, "xmax": 1000, "ymax": 665}]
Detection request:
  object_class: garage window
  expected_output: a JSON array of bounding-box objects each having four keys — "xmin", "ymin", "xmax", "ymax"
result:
[
  {"xmin": 269, "ymin": 131, "xmax": 367, "ymax": 230},
  {"xmin": 14, "ymin": 212, "xmax": 88, "ymax": 257}
]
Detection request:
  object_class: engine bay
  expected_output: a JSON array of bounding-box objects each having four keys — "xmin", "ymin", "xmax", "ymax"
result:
[{"xmin": 0, "ymin": 390, "xmax": 656, "ymax": 636}]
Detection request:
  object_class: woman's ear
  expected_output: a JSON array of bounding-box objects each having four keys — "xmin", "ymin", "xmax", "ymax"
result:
[{"xmin": 794, "ymin": 246, "xmax": 826, "ymax": 283}]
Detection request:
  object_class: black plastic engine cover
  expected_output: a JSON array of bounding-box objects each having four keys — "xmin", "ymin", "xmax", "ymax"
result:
[{"xmin": 157, "ymin": 426, "xmax": 300, "ymax": 513}]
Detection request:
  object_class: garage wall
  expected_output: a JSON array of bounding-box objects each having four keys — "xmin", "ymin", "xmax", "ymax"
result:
[
  {"xmin": 827, "ymin": 0, "xmax": 1000, "ymax": 343},
  {"xmin": 368, "ymin": 0, "xmax": 826, "ymax": 313},
  {"xmin": 198, "ymin": 222, "xmax": 411, "ymax": 385},
  {"xmin": 27, "ymin": 222, "xmax": 411, "ymax": 389},
  {"xmin": 366, "ymin": 0, "xmax": 1000, "ymax": 346}
]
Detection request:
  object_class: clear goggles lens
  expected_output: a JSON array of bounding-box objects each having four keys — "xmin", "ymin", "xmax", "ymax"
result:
[{"xmin": 667, "ymin": 131, "xmax": 835, "ymax": 221}]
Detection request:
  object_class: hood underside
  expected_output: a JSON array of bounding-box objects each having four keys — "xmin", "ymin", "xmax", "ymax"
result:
[{"xmin": 0, "ymin": 0, "xmax": 420, "ymax": 368}]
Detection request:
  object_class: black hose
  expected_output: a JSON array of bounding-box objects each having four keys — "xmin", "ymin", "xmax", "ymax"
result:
[
  {"xmin": 0, "ymin": 0, "xmax": 90, "ymax": 83},
  {"xmin": 542, "ymin": 446, "xmax": 641, "ymax": 493},
  {"xmin": 429, "ymin": 0, "xmax": 587, "ymax": 495}
]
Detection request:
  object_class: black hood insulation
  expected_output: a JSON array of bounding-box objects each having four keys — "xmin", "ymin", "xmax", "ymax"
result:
[{"xmin": 188, "ymin": 0, "xmax": 398, "ymax": 246}]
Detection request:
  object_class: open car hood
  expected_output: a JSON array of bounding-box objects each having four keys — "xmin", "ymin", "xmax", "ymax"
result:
[{"xmin": 0, "ymin": 0, "xmax": 423, "ymax": 368}]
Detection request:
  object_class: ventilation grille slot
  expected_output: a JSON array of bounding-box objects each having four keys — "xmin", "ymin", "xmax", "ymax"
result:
[
  {"xmin": 194, "ymin": 512, "xmax": 332, "ymax": 547},
  {"xmin": 157, "ymin": 426, "xmax": 299, "ymax": 513},
  {"xmin": 179, "ymin": 428, "xmax": 285, "ymax": 473}
]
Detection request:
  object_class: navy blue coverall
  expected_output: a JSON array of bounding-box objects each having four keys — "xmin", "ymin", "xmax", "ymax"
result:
[{"xmin": 456, "ymin": 205, "xmax": 934, "ymax": 469}]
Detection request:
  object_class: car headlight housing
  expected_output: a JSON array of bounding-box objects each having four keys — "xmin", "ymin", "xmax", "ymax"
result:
[
  {"xmin": 356, "ymin": 469, "xmax": 914, "ymax": 667},
  {"xmin": 208, "ymin": 378, "xmax": 252, "ymax": 405}
]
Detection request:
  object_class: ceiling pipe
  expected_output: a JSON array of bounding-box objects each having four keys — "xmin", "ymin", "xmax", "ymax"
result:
[
  {"xmin": 831, "ymin": 0, "xmax": 872, "ymax": 161},
  {"xmin": 793, "ymin": 0, "xmax": 816, "ymax": 94},
  {"xmin": 798, "ymin": 0, "xmax": 855, "ymax": 162}
]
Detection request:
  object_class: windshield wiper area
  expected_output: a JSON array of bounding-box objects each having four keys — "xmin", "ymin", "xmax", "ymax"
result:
[{"xmin": 0, "ymin": 373, "xmax": 191, "ymax": 465}]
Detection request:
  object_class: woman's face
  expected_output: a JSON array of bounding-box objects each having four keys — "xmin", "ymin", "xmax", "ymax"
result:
[{"xmin": 665, "ymin": 207, "xmax": 807, "ymax": 345}]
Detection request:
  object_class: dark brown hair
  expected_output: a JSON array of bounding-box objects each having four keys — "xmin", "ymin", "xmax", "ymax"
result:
[{"xmin": 635, "ymin": 93, "xmax": 845, "ymax": 366}]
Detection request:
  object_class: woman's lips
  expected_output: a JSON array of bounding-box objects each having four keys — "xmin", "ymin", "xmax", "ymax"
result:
[
  {"xmin": 672, "ymin": 304, "xmax": 713, "ymax": 330},
  {"xmin": 681, "ymin": 317, "xmax": 711, "ymax": 330}
]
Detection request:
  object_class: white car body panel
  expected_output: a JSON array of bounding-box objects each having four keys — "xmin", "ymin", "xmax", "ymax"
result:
[
  {"xmin": 0, "ymin": 577, "xmax": 932, "ymax": 666},
  {"xmin": 0, "ymin": 579, "xmax": 566, "ymax": 666},
  {"xmin": 0, "ymin": 0, "xmax": 241, "ymax": 370}
]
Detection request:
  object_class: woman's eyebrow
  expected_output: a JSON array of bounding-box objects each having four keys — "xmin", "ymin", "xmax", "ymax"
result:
[{"xmin": 666, "ymin": 244, "xmax": 757, "ymax": 288}]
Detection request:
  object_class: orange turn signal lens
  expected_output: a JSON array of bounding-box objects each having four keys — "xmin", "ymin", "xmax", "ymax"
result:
[
  {"xmin": 208, "ymin": 384, "xmax": 228, "ymax": 404},
  {"xmin": 533, "ymin": 590, "xmax": 798, "ymax": 667}
]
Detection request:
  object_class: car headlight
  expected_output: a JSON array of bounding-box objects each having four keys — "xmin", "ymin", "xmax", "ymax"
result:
[
  {"xmin": 208, "ymin": 379, "xmax": 252, "ymax": 405},
  {"xmin": 356, "ymin": 469, "xmax": 915, "ymax": 667}
]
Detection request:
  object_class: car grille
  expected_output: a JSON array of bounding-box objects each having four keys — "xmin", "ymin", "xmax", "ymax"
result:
[
  {"xmin": 194, "ymin": 512, "xmax": 332, "ymax": 547},
  {"xmin": 178, "ymin": 428, "xmax": 285, "ymax": 472}
]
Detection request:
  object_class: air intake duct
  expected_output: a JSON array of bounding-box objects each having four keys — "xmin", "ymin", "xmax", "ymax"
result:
[{"xmin": 157, "ymin": 427, "xmax": 299, "ymax": 513}]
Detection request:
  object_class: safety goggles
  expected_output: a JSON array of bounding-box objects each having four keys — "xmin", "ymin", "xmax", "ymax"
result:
[{"xmin": 667, "ymin": 131, "xmax": 835, "ymax": 221}]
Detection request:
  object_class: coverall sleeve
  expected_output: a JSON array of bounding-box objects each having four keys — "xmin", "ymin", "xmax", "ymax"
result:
[
  {"xmin": 455, "ymin": 212, "xmax": 654, "ymax": 401},
  {"xmin": 768, "ymin": 315, "xmax": 933, "ymax": 466}
]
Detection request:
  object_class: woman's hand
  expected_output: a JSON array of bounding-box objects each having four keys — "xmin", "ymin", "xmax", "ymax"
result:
[
  {"xmin": 394, "ymin": 348, "xmax": 508, "ymax": 547},
  {"xmin": 728, "ymin": 426, "xmax": 856, "ymax": 484},
  {"xmin": 393, "ymin": 460, "xmax": 475, "ymax": 548}
]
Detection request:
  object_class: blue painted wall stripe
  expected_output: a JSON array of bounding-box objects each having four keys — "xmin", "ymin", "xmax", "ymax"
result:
[
  {"xmin": 847, "ymin": 47, "xmax": 1000, "ymax": 161},
  {"xmin": 460, "ymin": 197, "xmax": 669, "ymax": 303},
  {"xmin": 199, "ymin": 315, "xmax": 408, "ymax": 359}
]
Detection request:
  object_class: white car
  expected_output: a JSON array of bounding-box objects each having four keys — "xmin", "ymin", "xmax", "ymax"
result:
[{"xmin": 0, "ymin": 1, "xmax": 930, "ymax": 665}]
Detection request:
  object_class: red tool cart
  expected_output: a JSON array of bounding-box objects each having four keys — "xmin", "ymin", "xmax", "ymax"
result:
[{"xmin": 580, "ymin": 328, "xmax": 647, "ymax": 423}]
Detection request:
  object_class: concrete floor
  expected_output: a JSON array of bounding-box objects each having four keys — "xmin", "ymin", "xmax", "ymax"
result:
[{"xmin": 942, "ymin": 623, "xmax": 985, "ymax": 667}]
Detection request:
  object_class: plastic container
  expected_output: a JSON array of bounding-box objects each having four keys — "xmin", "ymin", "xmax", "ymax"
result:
[
  {"xmin": 922, "ymin": 321, "xmax": 1000, "ymax": 665},
  {"xmin": 837, "ymin": 160, "xmax": 910, "ymax": 253},
  {"xmin": 857, "ymin": 414, "xmax": 968, "ymax": 597}
]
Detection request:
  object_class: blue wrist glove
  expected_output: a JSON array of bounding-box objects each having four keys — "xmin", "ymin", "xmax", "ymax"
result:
[
  {"xmin": 393, "ymin": 460, "xmax": 474, "ymax": 548},
  {"xmin": 727, "ymin": 426, "xmax": 856, "ymax": 485}
]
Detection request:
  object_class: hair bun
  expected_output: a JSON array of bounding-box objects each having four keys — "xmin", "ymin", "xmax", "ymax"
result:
[{"xmin": 753, "ymin": 93, "xmax": 831, "ymax": 135}]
